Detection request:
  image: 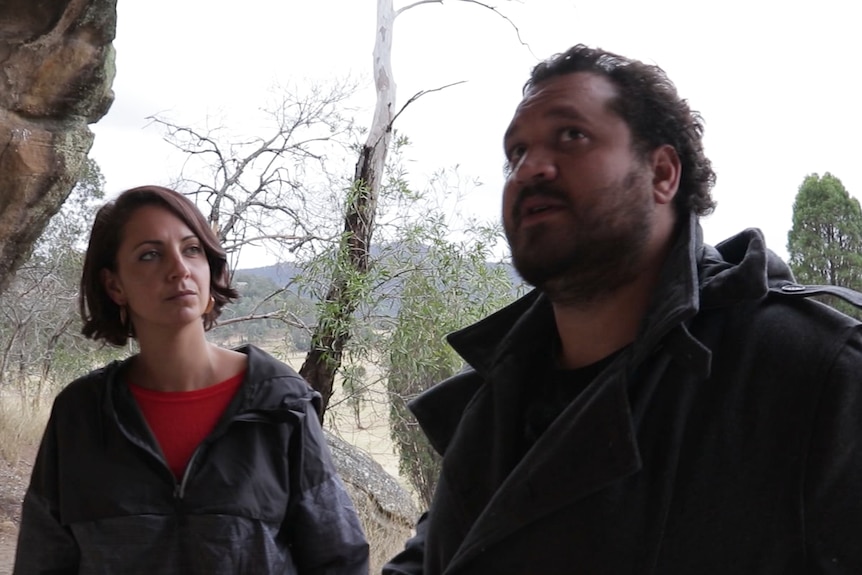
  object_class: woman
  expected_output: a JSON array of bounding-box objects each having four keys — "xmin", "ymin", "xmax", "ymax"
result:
[{"xmin": 14, "ymin": 185, "xmax": 369, "ymax": 574}]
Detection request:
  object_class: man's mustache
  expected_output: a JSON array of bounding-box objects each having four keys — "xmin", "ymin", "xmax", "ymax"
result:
[{"xmin": 512, "ymin": 184, "xmax": 570, "ymax": 219}]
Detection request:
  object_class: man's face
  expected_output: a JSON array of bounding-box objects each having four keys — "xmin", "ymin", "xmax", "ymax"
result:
[{"xmin": 501, "ymin": 72, "xmax": 658, "ymax": 302}]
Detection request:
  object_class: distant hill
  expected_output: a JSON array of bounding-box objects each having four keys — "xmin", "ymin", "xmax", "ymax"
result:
[
  {"xmin": 228, "ymin": 253, "xmax": 527, "ymax": 350},
  {"xmin": 235, "ymin": 241, "xmax": 529, "ymax": 307},
  {"xmin": 235, "ymin": 261, "xmax": 302, "ymax": 287},
  {"xmin": 237, "ymin": 258, "xmax": 526, "ymax": 295}
]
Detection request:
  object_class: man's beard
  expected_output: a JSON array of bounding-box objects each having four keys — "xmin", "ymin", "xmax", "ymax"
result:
[{"xmin": 506, "ymin": 167, "xmax": 654, "ymax": 305}]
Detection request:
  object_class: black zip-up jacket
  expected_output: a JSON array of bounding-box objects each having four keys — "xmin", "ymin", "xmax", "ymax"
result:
[
  {"xmin": 384, "ymin": 216, "xmax": 862, "ymax": 574},
  {"xmin": 14, "ymin": 344, "xmax": 369, "ymax": 574}
]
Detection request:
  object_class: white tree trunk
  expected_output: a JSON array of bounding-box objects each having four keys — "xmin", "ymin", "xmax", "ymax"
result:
[
  {"xmin": 360, "ymin": 0, "xmax": 396, "ymax": 189},
  {"xmin": 299, "ymin": 0, "xmax": 399, "ymax": 414}
]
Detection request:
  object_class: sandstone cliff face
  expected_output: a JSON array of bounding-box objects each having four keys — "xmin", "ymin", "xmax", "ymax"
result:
[{"xmin": 0, "ymin": 0, "xmax": 116, "ymax": 295}]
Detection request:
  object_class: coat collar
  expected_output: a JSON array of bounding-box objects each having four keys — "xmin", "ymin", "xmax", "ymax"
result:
[
  {"xmin": 444, "ymin": 214, "xmax": 786, "ymax": 386},
  {"xmin": 445, "ymin": 213, "xmax": 709, "ymax": 387},
  {"xmin": 442, "ymin": 348, "xmax": 642, "ymax": 573}
]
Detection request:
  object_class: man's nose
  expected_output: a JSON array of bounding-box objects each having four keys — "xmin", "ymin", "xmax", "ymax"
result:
[{"xmin": 512, "ymin": 149, "xmax": 558, "ymax": 185}]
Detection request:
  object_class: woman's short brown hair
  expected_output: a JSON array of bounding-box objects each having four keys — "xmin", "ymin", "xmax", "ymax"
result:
[{"xmin": 79, "ymin": 185, "xmax": 239, "ymax": 346}]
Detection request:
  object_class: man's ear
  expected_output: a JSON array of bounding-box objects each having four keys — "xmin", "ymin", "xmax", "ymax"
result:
[
  {"xmin": 650, "ymin": 144, "xmax": 681, "ymax": 205},
  {"xmin": 101, "ymin": 268, "xmax": 126, "ymax": 306}
]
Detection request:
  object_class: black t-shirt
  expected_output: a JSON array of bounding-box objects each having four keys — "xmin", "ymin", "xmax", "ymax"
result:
[{"xmin": 523, "ymin": 350, "xmax": 622, "ymax": 448}]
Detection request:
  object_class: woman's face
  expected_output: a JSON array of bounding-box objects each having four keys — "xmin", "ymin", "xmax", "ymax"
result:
[{"xmin": 102, "ymin": 204, "xmax": 212, "ymax": 336}]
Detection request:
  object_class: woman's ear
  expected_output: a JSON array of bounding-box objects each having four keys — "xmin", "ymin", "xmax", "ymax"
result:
[
  {"xmin": 101, "ymin": 268, "xmax": 126, "ymax": 306},
  {"xmin": 651, "ymin": 144, "xmax": 681, "ymax": 205}
]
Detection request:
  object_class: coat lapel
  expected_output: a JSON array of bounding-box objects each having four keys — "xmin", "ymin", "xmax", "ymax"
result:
[{"xmin": 443, "ymin": 354, "xmax": 643, "ymax": 574}]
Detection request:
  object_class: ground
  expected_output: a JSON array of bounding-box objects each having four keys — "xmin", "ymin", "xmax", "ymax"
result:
[{"xmin": 0, "ymin": 449, "xmax": 34, "ymax": 574}]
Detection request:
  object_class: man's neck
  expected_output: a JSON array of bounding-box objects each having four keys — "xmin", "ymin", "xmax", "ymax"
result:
[
  {"xmin": 550, "ymin": 225, "xmax": 675, "ymax": 369},
  {"xmin": 551, "ymin": 275, "xmax": 656, "ymax": 369}
]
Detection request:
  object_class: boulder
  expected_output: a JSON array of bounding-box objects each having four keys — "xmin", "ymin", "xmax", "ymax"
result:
[
  {"xmin": 327, "ymin": 431, "xmax": 418, "ymax": 572},
  {"xmin": 0, "ymin": 0, "xmax": 116, "ymax": 295}
]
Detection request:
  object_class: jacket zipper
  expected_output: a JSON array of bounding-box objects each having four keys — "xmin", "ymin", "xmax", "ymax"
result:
[{"xmin": 174, "ymin": 442, "xmax": 205, "ymax": 500}]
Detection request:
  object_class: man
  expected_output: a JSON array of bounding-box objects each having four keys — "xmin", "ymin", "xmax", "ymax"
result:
[{"xmin": 383, "ymin": 44, "xmax": 862, "ymax": 574}]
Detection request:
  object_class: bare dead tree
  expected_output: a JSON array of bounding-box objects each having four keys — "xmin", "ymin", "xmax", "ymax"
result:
[
  {"xmin": 149, "ymin": 80, "xmax": 364, "ymax": 332},
  {"xmin": 149, "ymin": 79, "xmax": 360, "ymax": 274}
]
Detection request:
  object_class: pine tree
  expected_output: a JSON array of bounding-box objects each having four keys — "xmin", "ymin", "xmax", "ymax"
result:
[{"xmin": 787, "ymin": 172, "xmax": 862, "ymax": 317}]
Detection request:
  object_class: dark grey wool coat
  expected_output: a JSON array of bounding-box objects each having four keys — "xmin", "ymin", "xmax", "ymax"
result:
[{"xmin": 384, "ymin": 215, "xmax": 862, "ymax": 575}]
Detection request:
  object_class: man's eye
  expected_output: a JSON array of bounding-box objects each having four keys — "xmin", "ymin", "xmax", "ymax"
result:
[
  {"xmin": 560, "ymin": 128, "xmax": 585, "ymax": 142},
  {"xmin": 507, "ymin": 145, "xmax": 525, "ymax": 164}
]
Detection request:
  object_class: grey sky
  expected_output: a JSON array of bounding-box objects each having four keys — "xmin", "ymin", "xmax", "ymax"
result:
[{"xmin": 90, "ymin": 0, "xmax": 862, "ymax": 266}]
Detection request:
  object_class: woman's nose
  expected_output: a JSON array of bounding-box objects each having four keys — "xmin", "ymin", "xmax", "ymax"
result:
[{"xmin": 167, "ymin": 251, "xmax": 190, "ymax": 279}]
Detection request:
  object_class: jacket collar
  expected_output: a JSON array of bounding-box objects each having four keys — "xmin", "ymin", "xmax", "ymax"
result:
[
  {"xmin": 103, "ymin": 344, "xmax": 319, "ymax": 449},
  {"xmin": 447, "ymin": 212, "xmax": 708, "ymax": 383},
  {"xmin": 445, "ymin": 214, "xmax": 788, "ymax": 386}
]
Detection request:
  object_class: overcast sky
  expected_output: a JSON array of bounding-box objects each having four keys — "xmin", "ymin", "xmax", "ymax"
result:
[{"xmin": 89, "ymin": 0, "xmax": 862, "ymax": 267}]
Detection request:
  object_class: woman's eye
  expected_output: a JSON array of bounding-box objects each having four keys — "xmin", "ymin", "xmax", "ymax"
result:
[
  {"xmin": 139, "ymin": 250, "xmax": 159, "ymax": 261},
  {"xmin": 185, "ymin": 245, "xmax": 203, "ymax": 255}
]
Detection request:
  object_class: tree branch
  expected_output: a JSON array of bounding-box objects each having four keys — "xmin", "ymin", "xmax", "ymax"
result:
[
  {"xmin": 215, "ymin": 311, "xmax": 304, "ymax": 329},
  {"xmin": 396, "ymin": 0, "xmax": 442, "ymax": 17},
  {"xmin": 396, "ymin": 0, "xmax": 533, "ymax": 56},
  {"xmin": 386, "ymin": 81, "xmax": 467, "ymax": 138},
  {"xmin": 456, "ymin": 0, "xmax": 531, "ymax": 50}
]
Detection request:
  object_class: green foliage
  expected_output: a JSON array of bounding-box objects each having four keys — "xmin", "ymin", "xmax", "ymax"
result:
[
  {"xmin": 383, "ymin": 215, "xmax": 516, "ymax": 507},
  {"xmin": 787, "ymin": 172, "xmax": 862, "ymax": 318}
]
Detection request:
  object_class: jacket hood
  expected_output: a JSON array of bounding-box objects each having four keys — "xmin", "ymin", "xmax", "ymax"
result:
[
  {"xmin": 699, "ymin": 223, "xmax": 795, "ymax": 309},
  {"xmin": 233, "ymin": 344, "xmax": 321, "ymax": 416}
]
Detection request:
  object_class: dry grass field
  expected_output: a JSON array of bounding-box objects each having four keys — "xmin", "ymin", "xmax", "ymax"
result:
[{"xmin": 0, "ymin": 394, "xmax": 46, "ymax": 574}]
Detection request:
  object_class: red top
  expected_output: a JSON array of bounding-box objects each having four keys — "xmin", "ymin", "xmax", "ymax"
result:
[{"xmin": 129, "ymin": 371, "xmax": 246, "ymax": 480}]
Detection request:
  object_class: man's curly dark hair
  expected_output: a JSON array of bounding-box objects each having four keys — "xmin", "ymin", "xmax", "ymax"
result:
[{"xmin": 526, "ymin": 44, "xmax": 716, "ymax": 217}]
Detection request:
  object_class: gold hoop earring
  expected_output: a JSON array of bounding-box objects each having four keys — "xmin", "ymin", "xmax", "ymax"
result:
[
  {"xmin": 204, "ymin": 295, "xmax": 215, "ymax": 315},
  {"xmin": 119, "ymin": 305, "xmax": 134, "ymax": 337}
]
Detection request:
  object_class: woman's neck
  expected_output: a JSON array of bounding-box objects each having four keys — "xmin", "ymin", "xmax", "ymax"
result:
[{"xmin": 129, "ymin": 327, "xmax": 219, "ymax": 392}]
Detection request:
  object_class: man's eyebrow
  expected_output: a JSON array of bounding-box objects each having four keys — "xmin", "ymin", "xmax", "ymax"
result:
[
  {"xmin": 503, "ymin": 123, "xmax": 518, "ymax": 146},
  {"xmin": 546, "ymin": 105, "xmax": 587, "ymax": 123},
  {"xmin": 503, "ymin": 104, "xmax": 589, "ymax": 145}
]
